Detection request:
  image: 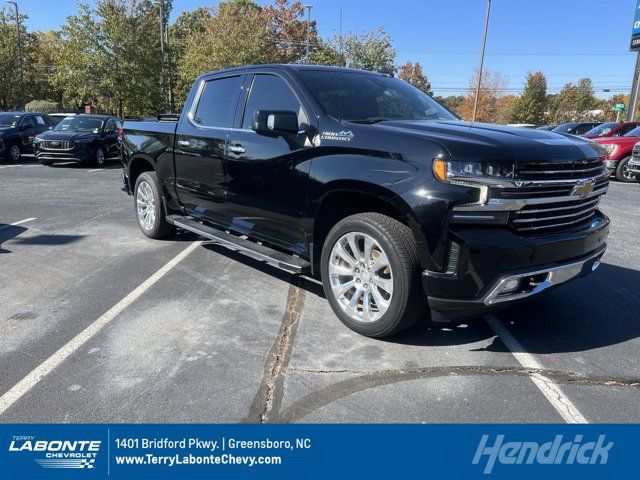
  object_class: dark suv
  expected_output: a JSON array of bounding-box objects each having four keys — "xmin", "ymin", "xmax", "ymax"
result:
[
  {"xmin": 35, "ymin": 115, "xmax": 122, "ymax": 167},
  {"xmin": 0, "ymin": 112, "xmax": 51, "ymax": 162}
]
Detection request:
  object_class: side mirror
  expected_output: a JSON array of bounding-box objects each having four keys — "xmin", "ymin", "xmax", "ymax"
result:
[{"xmin": 252, "ymin": 110, "xmax": 299, "ymax": 136}]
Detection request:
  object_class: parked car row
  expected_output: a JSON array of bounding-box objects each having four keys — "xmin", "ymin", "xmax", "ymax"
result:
[{"xmin": 0, "ymin": 111, "xmax": 122, "ymax": 167}]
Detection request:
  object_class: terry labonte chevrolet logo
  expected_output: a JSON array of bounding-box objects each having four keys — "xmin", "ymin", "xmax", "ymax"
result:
[
  {"xmin": 571, "ymin": 179, "xmax": 596, "ymax": 199},
  {"xmin": 9, "ymin": 436, "xmax": 100, "ymax": 469}
]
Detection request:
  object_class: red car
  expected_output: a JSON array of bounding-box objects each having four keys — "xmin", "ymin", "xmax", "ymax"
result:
[
  {"xmin": 594, "ymin": 125, "xmax": 640, "ymax": 182},
  {"xmin": 582, "ymin": 121, "xmax": 640, "ymax": 139}
]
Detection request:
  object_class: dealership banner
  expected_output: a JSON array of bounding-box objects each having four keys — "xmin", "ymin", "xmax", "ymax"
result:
[{"xmin": 0, "ymin": 423, "xmax": 636, "ymax": 478}]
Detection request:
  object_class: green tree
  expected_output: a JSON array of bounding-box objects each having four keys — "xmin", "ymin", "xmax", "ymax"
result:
[
  {"xmin": 177, "ymin": 0, "xmax": 269, "ymax": 93},
  {"xmin": 435, "ymin": 95, "xmax": 464, "ymax": 115},
  {"xmin": 547, "ymin": 78, "xmax": 599, "ymax": 124},
  {"xmin": 54, "ymin": 0, "xmax": 168, "ymax": 117},
  {"xmin": 511, "ymin": 71, "xmax": 547, "ymax": 124},
  {"xmin": 397, "ymin": 61, "xmax": 432, "ymax": 95}
]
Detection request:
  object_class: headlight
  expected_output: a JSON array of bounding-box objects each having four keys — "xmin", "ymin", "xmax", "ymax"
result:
[
  {"xmin": 602, "ymin": 144, "xmax": 618, "ymax": 156},
  {"xmin": 33, "ymin": 137, "xmax": 42, "ymax": 144},
  {"xmin": 433, "ymin": 159, "xmax": 515, "ymax": 182}
]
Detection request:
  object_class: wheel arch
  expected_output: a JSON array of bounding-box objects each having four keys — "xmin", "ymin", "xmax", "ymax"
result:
[
  {"xmin": 128, "ymin": 154, "xmax": 156, "ymax": 192},
  {"xmin": 310, "ymin": 181, "xmax": 429, "ymax": 275}
]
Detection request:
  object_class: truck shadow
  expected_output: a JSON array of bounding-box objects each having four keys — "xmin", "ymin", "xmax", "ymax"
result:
[
  {"xmin": 199, "ymin": 242, "xmax": 640, "ymax": 355},
  {"xmin": 0, "ymin": 223, "xmax": 85, "ymax": 253}
]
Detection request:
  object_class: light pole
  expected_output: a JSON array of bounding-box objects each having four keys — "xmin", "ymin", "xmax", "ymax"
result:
[
  {"xmin": 304, "ymin": 4, "xmax": 312, "ymax": 64},
  {"xmin": 472, "ymin": 0, "xmax": 492, "ymax": 123},
  {"xmin": 157, "ymin": 0, "xmax": 166, "ymax": 112},
  {"xmin": 6, "ymin": 1, "xmax": 24, "ymax": 110}
]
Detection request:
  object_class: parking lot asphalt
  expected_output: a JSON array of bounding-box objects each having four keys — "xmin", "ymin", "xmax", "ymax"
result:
[{"xmin": 1, "ymin": 156, "xmax": 639, "ymax": 423}]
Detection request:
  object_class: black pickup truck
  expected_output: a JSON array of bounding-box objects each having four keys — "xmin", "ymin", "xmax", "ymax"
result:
[{"xmin": 121, "ymin": 64, "xmax": 610, "ymax": 338}]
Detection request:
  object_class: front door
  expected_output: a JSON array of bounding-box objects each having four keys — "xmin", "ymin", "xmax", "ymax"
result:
[
  {"xmin": 102, "ymin": 118, "xmax": 120, "ymax": 159},
  {"xmin": 18, "ymin": 115, "xmax": 37, "ymax": 152},
  {"xmin": 225, "ymin": 73, "xmax": 315, "ymax": 254},
  {"xmin": 174, "ymin": 74, "xmax": 245, "ymax": 224}
]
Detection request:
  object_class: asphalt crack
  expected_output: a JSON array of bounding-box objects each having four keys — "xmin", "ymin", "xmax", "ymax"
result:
[
  {"xmin": 279, "ymin": 365, "xmax": 640, "ymax": 422},
  {"xmin": 245, "ymin": 279, "xmax": 305, "ymax": 423}
]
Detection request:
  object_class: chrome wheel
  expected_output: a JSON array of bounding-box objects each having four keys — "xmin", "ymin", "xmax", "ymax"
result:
[
  {"xmin": 9, "ymin": 144, "xmax": 20, "ymax": 162},
  {"xmin": 96, "ymin": 148, "xmax": 105, "ymax": 166},
  {"xmin": 328, "ymin": 232, "xmax": 393, "ymax": 323},
  {"xmin": 136, "ymin": 180, "xmax": 156, "ymax": 231},
  {"xmin": 622, "ymin": 162, "xmax": 635, "ymax": 181}
]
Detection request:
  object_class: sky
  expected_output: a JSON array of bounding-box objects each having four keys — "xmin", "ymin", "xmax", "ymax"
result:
[{"xmin": 12, "ymin": 0, "xmax": 640, "ymax": 98}]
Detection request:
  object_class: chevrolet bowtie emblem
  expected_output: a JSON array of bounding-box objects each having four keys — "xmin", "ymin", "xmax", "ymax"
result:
[{"xmin": 571, "ymin": 180, "xmax": 595, "ymax": 199}]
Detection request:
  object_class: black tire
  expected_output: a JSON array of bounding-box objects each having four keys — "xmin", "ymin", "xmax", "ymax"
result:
[
  {"xmin": 615, "ymin": 156, "xmax": 636, "ymax": 183},
  {"xmin": 321, "ymin": 212, "xmax": 426, "ymax": 338},
  {"xmin": 133, "ymin": 171, "xmax": 175, "ymax": 239},
  {"xmin": 94, "ymin": 145, "xmax": 106, "ymax": 167},
  {"xmin": 8, "ymin": 142, "xmax": 21, "ymax": 163}
]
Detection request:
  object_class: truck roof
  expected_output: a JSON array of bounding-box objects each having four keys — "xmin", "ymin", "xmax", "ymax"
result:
[{"xmin": 198, "ymin": 64, "xmax": 388, "ymax": 78}]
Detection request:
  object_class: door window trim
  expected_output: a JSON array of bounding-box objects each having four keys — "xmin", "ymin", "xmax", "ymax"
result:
[
  {"xmin": 187, "ymin": 74, "xmax": 245, "ymax": 130},
  {"xmin": 20, "ymin": 115, "xmax": 35, "ymax": 129},
  {"xmin": 238, "ymin": 73, "xmax": 309, "ymax": 132}
]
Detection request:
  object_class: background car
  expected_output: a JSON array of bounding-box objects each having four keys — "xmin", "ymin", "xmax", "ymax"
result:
[
  {"xmin": 582, "ymin": 121, "xmax": 640, "ymax": 139},
  {"xmin": 34, "ymin": 114, "xmax": 122, "ymax": 167},
  {"xmin": 0, "ymin": 112, "xmax": 51, "ymax": 162},
  {"xmin": 48, "ymin": 112, "xmax": 77, "ymax": 127},
  {"xmin": 593, "ymin": 126, "xmax": 640, "ymax": 182},
  {"xmin": 536, "ymin": 125, "xmax": 557, "ymax": 131},
  {"xmin": 551, "ymin": 122, "xmax": 602, "ymax": 135}
]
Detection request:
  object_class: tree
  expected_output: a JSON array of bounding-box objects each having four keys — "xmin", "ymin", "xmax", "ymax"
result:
[
  {"xmin": 548, "ymin": 78, "xmax": 599, "ymax": 123},
  {"xmin": 0, "ymin": 6, "xmax": 36, "ymax": 109},
  {"xmin": 435, "ymin": 95, "xmax": 464, "ymax": 116},
  {"xmin": 496, "ymin": 94, "xmax": 519, "ymax": 124},
  {"xmin": 178, "ymin": 0, "xmax": 269, "ymax": 94},
  {"xmin": 459, "ymin": 68, "xmax": 509, "ymax": 123},
  {"xmin": 264, "ymin": 0, "xmax": 319, "ymax": 64},
  {"xmin": 397, "ymin": 61, "xmax": 432, "ymax": 95},
  {"xmin": 54, "ymin": 1, "xmax": 168, "ymax": 117},
  {"xmin": 511, "ymin": 71, "xmax": 547, "ymax": 124}
]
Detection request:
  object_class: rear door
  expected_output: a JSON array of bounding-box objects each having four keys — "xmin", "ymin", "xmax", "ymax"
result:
[
  {"xmin": 103, "ymin": 118, "xmax": 120, "ymax": 159},
  {"xmin": 174, "ymin": 74, "xmax": 245, "ymax": 224},
  {"xmin": 224, "ymin": 72, "xmax": 315, "ymax": 254},
  {"xmin": 18, "ymin": 115, "xmax": 37, "ymax": 151}
]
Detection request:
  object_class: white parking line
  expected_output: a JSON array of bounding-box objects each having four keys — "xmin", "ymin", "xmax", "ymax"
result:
[
  {"xmin": 0, "ymin": 217, "xmax": 36, "ymax": 230},
  {"xmin": 484, "ymin": 314, "xmax": 588, "ymax": 424},
  {"xmin": 86, "ymin": 168, "xmax": 103, "ymax": 172},
  {"xmin": 0, "ymin": 164, "xmax": 39, "ymax": 170},
  {"xmin": 0, "ymin": 240, "xmax": 203, "ymax": 416}
]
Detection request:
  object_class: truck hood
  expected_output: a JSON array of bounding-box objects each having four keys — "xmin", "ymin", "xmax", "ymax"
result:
[{"xmin": 371, "ymin": 120, "xmax": 604, "ymax": 162}]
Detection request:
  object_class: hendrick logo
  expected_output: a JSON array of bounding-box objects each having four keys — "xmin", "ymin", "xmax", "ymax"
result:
[
  {"xmin": 472, "ymin": 434, "xmax": 613, "ymax": 474},
  {"xmin": 571, "ymin": 179, "xmax": 595, "ymax": 199},
  {"xmin": 9, "ymin": 436, "xmax": 101, "ymax": 469}
]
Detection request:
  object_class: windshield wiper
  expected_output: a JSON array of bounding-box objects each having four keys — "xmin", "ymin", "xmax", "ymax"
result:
[{"xmin": 347, "ymin": 117, "xmax": 388, "ymax": 124}]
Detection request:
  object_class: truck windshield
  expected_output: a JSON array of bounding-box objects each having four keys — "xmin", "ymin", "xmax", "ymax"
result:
[
  {"xmin": 299, "ymin": 70, "xmax": 457, "ymax": 123},
  {"xmin": 54, "ymin": 117, "xmax": 104, "ymax": 133},
  {"xmin": 0, "ymin": 113, "xmax": 20, "ymax": 127}
]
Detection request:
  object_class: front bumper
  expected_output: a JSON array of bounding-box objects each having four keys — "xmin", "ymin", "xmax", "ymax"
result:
[
  {"xmin": 603, "ymin": 159, "xmax": 618, "ymax": 173},
  {"xmin": 628, "ymin": 157, "xmax": 640, "ymax": 177},
  {"xmin": 35, "ymin": 144, "xmax": 92, "ymax": 163},
  {"xmin": 425, "ymin": 211, "xmax": 609, "ymax": 321}
]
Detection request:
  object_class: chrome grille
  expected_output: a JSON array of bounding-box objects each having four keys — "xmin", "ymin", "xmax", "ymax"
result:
[
  {"xmin": 495, "ymin": 177, "xmax": 609, "ymax": 199},
  {"xmin": 515, "ymin": 158, "xmax": 604, "ymax": 180},
  {"xmin": 510, "ymin": 196, "xmax": 601, "ymax": 233},
  {"xmin": 41, "ymin": 140, "xmax": 72, "ymax": 150}
]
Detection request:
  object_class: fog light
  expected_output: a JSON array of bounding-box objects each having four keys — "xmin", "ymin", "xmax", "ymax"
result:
[{"xmin": 501, "ymin": 278, "xmax": 521, "ymax": 294}]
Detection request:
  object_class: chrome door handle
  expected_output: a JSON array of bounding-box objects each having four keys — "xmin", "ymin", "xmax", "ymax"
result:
[
  {"xmin": 228, "ymin": 144, "xmax": 246, "ymax": 154},
  {"xmin": 177, "ymin": 140, "xmax": 190, "ymax": 147}
]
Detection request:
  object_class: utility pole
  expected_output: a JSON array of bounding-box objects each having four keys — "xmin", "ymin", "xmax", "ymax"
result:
[
  {"xmin": 628, "ymin": 52, "xmax": 640, "ymax": 121},
  {"xmin": 157, "ymin": 0, "xmax": 166, "ymax": 113},
  {"xmin": 304, "ymin": 4, "xmax": 312, "ymax": 64},
  {"xmin": 6, "ymin": 1, "xmax": 24, "ymax": 110},
  {"xmin": 472, "ymin": 0, "xmax": 492, "ymax": 124}
]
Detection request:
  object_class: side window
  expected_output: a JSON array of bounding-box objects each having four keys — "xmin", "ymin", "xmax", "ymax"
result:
[
  {"xmin": 105, "ymin": 119, "xmax": 116, "ymax": 132},
  {"xmin": 193, "ymin": 76, "xmax": 243, "ymax": 128},
  {"xmin": 619, "ymin": 124, "xmax": 637, "ymax": 136},
  {"xmin": 21, "ymin": 116, "xmax": 35, "ymax": 129},
  {"xmin": 242, "ymin": 74, "xmax": 306, "ymax": 130},
  {"xmin": 34, "ymin": 115, "xmax": 46, "ymax": 125}
]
